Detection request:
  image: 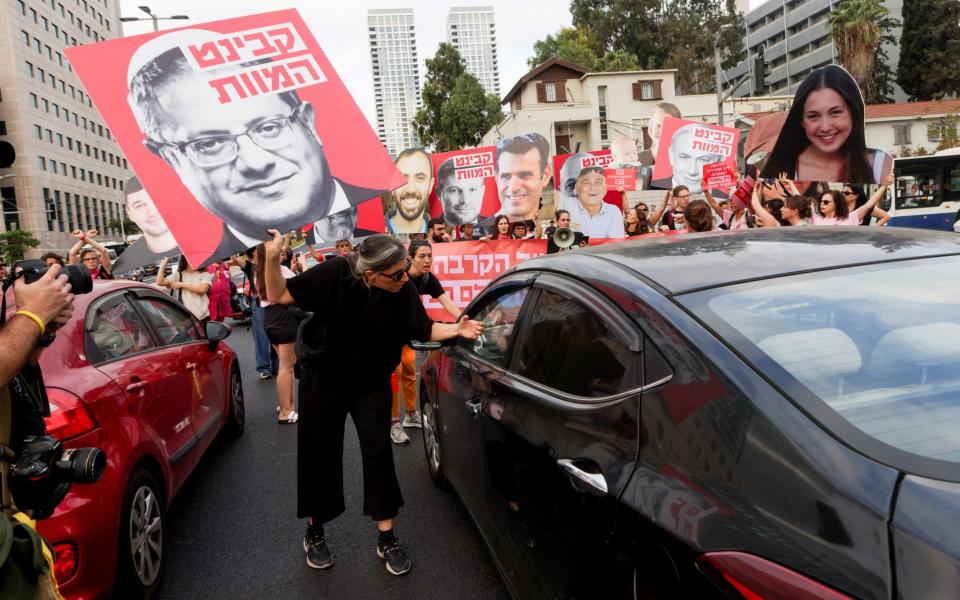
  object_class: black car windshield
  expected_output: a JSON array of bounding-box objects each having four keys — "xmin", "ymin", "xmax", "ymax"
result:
[{"xmin": 688, "ymin": 256, "xmax": 960, "ymax": 464}]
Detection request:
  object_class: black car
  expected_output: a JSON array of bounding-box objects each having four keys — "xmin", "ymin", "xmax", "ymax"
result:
[{"xmin": 416, "ymin": 227, "xmax": 960, "ymax": 600}]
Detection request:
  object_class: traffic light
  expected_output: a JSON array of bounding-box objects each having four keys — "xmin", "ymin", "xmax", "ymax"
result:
[{"xmin": 751, "ymin": 46, "xmax": 766, "ymax": 96}]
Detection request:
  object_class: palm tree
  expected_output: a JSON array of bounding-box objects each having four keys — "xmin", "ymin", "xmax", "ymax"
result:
[{"xmin": 828, "ymin": 0, "xmax": 890, "ymax": 100}]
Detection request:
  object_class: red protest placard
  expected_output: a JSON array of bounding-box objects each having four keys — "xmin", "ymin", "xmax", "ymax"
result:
[
  {"xmin": 702, "ymin": 162, "xmax": 734, "ymax": 190},
  {"xmin": 552, "ymin": 149, "xmax": 622, "ymax": 212},
  {"xmin": 429, "ymin": 147, "xmax": 500, "ymax": 227},
  {"xmin": 604, "ymin": 168, "xmax": 637, "ymax": 191},
  {"xmin": 651, "ymin": 118, "xmax": 740, "ymax": 195},
  {"xmin": 65, "ymin": 9, "xmax": 404, "ymax": 267}
]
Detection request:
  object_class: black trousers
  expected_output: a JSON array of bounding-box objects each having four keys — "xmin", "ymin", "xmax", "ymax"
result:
[{"xmin": 296, "ymin": 369, "xmax": 403, "ymax": 523}]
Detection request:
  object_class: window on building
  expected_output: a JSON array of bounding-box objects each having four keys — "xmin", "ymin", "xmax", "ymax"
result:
[
  {"xmin": 39, "ymin": 156, "xmax": 47, "ymax": 171},
  {"xmin": 29, "ymin": 93, "xmax": 38, "ymax": 108},
  {"xmin": 598, "ymin": 85, "xmax": 609, "ymax": 147},
  {"xmin": 34, "ymin": 125, "xmax": 42, "ymax": 139},
  {"xmin": 927, "ymin": 120, "xmax": 957, "ymax": 143},
  {"xmin": 545, "ymin": 82, "xmax": 557, "ymax": 102},
  {"xmin": 0, "ymin": 122, "xmax": 5, "ymax": 136},
  {"xmin": 894, "ymin": 125, "xmax": 912, "ymax": 146}
]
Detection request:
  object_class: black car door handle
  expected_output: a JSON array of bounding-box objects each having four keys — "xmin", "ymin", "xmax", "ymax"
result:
[{"xmin": 557, "ymin": 459, "xmax": 608, "ymax": 495}]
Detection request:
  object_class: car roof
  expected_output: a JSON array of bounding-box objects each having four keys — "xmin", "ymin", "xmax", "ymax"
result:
[{"xmin": 519, "ymin": 227, "xmax": 960, "ymax": 295}]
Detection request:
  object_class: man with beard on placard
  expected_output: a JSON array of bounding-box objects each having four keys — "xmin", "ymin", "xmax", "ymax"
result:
[{"xmin": 385, "ymin": 148, "xmax": 433, "ymax": 234}]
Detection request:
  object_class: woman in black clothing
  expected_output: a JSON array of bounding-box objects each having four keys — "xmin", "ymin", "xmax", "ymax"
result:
[{"xmin": 263, "ymin": 230, "xmax": 483, "ymax": 576}]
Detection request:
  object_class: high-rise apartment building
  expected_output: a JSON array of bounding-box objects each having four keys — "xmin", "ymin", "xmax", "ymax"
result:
[
  {"xmin": 0, "ymin": 0, "xmax": 131, "ymax": 258},
  {"xmin": 722, "ymin": 0, "xmax": 904, "ymax": 101},
  {"xmin": 368, "ymin": 8, "xmax": 421, "ymax": 157},
  {"xmin": 446, "ymin": 6, "xmax": 499, "ymax": 97}
]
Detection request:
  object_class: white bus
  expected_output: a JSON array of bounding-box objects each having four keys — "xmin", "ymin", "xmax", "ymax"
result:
[{"xmin": 887, "ymin": 148, "xmax": 960, "ymax": 231}]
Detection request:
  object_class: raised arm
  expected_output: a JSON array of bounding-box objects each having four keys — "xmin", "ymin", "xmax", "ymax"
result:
[
  {"xmin": 66, "ymin": 230, "xmax": 86, "ymax": 265},
  {"xmin": 648, "ymin": 191, "xmax": 671, "ymax": 227},
  {"xmin": 853, "ymin": 174, "xmax": 894, "ymax": 223},
  {"xmin": 750, "ymin": 179, "xmax": 781, "ymax": 228},
  {"xmin": 871, "ymin": 206, "xmax": 891, "ymax": 226},
  {"xmin": 264, "ymin": 229, "xmax": 295, "ymax": 305},
  {"xmin": 156, "ymin": 257, "xmax": 171, "ymax": 288}
]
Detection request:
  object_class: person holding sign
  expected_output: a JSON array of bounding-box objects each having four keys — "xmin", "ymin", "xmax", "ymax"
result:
[
  {"xmin": 760, "ymin": 65, "xmax": 892, "ymax": 184},
  {"xmin": 262, "ymin": 231, "xmax": 482, "ymax": 576},
  {"xmin": 567, "ymin": 166, "xmax": 625, "ymax": 239}
]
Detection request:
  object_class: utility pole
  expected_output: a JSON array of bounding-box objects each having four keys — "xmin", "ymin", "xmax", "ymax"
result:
[{"xmin": 119, "ymin": 6, "xmax": 189, "ymax": 32}]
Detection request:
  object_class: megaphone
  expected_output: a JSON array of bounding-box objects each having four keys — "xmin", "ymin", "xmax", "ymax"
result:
[{"xmin": 553, "ymin": 227, "xmax": 576, "ymax": 249}]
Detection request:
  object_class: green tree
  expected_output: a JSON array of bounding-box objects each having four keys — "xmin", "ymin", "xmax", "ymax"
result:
[
  {"xmin": 528, "ymin": 27, "xmax": 599, "ymax": 69},
  {"xmin": 828, "ymin": 0, "xmax": 896, "ymax": 103},
  {"xmin": 413, "ymin": 44, "xmax": 466, "ymax": 151},
  {"xmin": 437, "ymin": 74, "xmax": 505, "ymax": 149},
  {"xmin": 898, "ymin": 0, "xmax": 960, "ymax": 101},
  {"xmin": 0, "ymin": 229, "xmax": 40, "ymax": 263},
  {"xmin": 414, "ymin": 45, "xmax": 504, "ymax": 151},
  {"xmin": 933, "ymin": 115, "xmax": 960, "ymax": 151},
  {"xmin": 107, "ymin": 217, "xmax": 140, "ymax": 236},
  {"xmin": 592, "ymin": 49, "xmax": 641, "ymax": 72},
  {"xmin": 570, "ymin": 0, "xmax": 744, "ymax": 94}
]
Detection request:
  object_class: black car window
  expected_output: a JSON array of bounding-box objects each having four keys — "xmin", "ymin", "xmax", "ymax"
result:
[
  {"xmin": 513, "ymin": 289, "xmax": 638, "ymax": 398},
  {"xmin": 137, "ymin": 297, "xmax": 203, "ymax": 346},
  {"xmin": 87, "ymin": 295, "xmax": 154, "ymax": 362},
  {"xmin": 465, "ymin": 287, "xmax": 529, "ymax": 367},
  {"xmin": 688, "ymin": 256, "xmax": 960, "ymax": 466}
]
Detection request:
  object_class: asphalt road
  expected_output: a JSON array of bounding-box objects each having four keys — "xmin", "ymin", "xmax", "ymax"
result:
[{"xmin": 155, "ymin": 321, "xmax": 510, "ymax": 600}]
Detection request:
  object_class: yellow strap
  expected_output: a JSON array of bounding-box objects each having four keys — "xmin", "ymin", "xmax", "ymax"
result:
[
  {"xmin": 13, "ymin": 310, "xmax": 46, "ymax": 337},
  {"xmin": 11, "ymin": 512, "xmax": 66, "ymax": 600}
]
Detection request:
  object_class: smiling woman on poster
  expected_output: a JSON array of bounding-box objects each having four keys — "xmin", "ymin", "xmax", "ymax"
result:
[{"xmin": 760, "ymin": 64, "xmax": 892, "ymax": 184}]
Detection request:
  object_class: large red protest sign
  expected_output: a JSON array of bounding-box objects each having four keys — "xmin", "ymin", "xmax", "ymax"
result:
[
  {"xmin": 428, "ymin": 146, "xmax": 500, "ymax": 228},
  {"xmin": 651, "ymin": 118, "xmax": 740, "ymax": 195},
  {"xmin": 65, "ymin": 10, "xmax": 403, "ymax": 267}
]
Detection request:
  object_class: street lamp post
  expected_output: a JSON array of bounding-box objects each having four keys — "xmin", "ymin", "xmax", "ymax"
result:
[{"xmin": 119, "ymin": 6, "xmax": 189, "ymax": 32}]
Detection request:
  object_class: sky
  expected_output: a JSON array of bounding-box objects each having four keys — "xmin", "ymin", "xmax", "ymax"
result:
[{"xmin": 117, "ymin": 1, "xmax": 573, "ymax": 130}]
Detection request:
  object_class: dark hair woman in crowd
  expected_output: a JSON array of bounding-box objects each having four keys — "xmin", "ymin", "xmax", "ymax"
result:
[
  {"xmin": 623, "ymin": 207, "xmax": 644, "ymax": 236},
  {"xmin": 254, "ymin": 243, "xmax": 299, "ymax": 423},
  {"xmin": 843, "ymin": 183, "xmax": 890, "ymax": 225},
  {"xmin": 481, "ymin": 215, "xmax": 512, "ymax": 240},
  {"xmin": 760, "ymin": 65, "xmax": 892, "ymax": 184},
  {"xmin": 683, "ymin": 199, "xmax": 715, "ymax": 233},
  {"xmin": 813, "ymin": 174, "xmax": 893, "ymax": 225},
  {"xmin": 263, "ymin": 231, "xmax": 482, "ymax": 576},
  {"xmin": 390, "ymin": 240, "xmax": 461, "ymax": 446}
]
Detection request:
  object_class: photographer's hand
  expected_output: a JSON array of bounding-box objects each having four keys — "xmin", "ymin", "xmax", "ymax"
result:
[
  {"xmin": 0, "ymin": 265, "xmax": 74, "ymax": 383},
  {"xmin": 15, "ymin": 264, "xmax": 73, "ymax": 326}
]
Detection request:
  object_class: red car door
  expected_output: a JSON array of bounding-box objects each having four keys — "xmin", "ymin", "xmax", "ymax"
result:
[
  {"xmin": 86, "ymin": 292, "xmax": 198, "ymax": 481},
  {"xmin": 135, "ymin": 297, "xmax": 224, "ymax": 459}
]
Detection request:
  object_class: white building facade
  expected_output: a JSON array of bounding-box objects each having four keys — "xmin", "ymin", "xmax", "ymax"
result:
[
  {"xmin": 446, "ymin": 6, "xmax": 500, "ymax": 97},
  {"xmin": 368, "ymin": 8, "xmax": 421, "ymax": 157}
]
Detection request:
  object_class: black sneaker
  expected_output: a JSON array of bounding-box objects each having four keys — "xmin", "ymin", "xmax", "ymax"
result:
[
  {"xmin": 303, "ymin": 525, "xmax": 333, "ymax": 569},
  {"xmin": 376, "ymin": 531, "xmax": 411, "ymax": 576}
]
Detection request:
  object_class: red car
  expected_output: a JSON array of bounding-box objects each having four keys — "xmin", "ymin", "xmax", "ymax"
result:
[{"xmin": 23, "ymin": 280, "xmax": 245, "ymax": 599}]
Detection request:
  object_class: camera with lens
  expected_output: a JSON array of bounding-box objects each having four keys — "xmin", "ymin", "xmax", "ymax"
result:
[
  {"xmin": 5, "ymin": 259, "xmax": 93, "ymax": 295},
  {"xmin": 5, "ymin": 436, "xmax": 106, "ymax": 519},
  {"xmin": 0, "ymin": 259, "xmax": 99, "ymax": 519}
]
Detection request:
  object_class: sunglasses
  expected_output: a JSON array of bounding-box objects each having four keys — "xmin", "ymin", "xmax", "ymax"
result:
[
  {"xmin": 842, "ymin": 190, "xmax": 857, "ymax": 196},
  {"xmin": 819, "ymin": 199, "xmax": 833, "ymax": 205},
  {"xmin": 378, "ymin": 258, "xmax": 412, "ymax": 282}
]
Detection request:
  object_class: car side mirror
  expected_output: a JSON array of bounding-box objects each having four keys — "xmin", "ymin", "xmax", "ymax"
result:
[{"xmin": 205, "ymin": 320, "xmax": 231, "ymax": 349}]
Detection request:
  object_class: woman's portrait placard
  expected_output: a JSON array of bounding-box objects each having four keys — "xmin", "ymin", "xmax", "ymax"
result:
[
  {"xmin": 759, "ymin": 64, "xmax": 891, "ymax": 184},
  {"xmin": 429, "ymin": 146, "xmax": 500, "ymax": 226},
  {"xmin": 65, "ymin": 9, "xmax": 404, "ymax": 267},
  {"xmin": 651, "ymin": 118, "xmax": 740, "ymax": 194}
]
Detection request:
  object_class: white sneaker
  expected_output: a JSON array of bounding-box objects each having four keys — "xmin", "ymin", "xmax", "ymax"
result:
[
  {"xmin": 390, "ymin": 422, "xmax": 410, "ymax": 445},
  {"xmin": 402, "ymin": 413, "xmax": 422, "ymax": 429}
]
